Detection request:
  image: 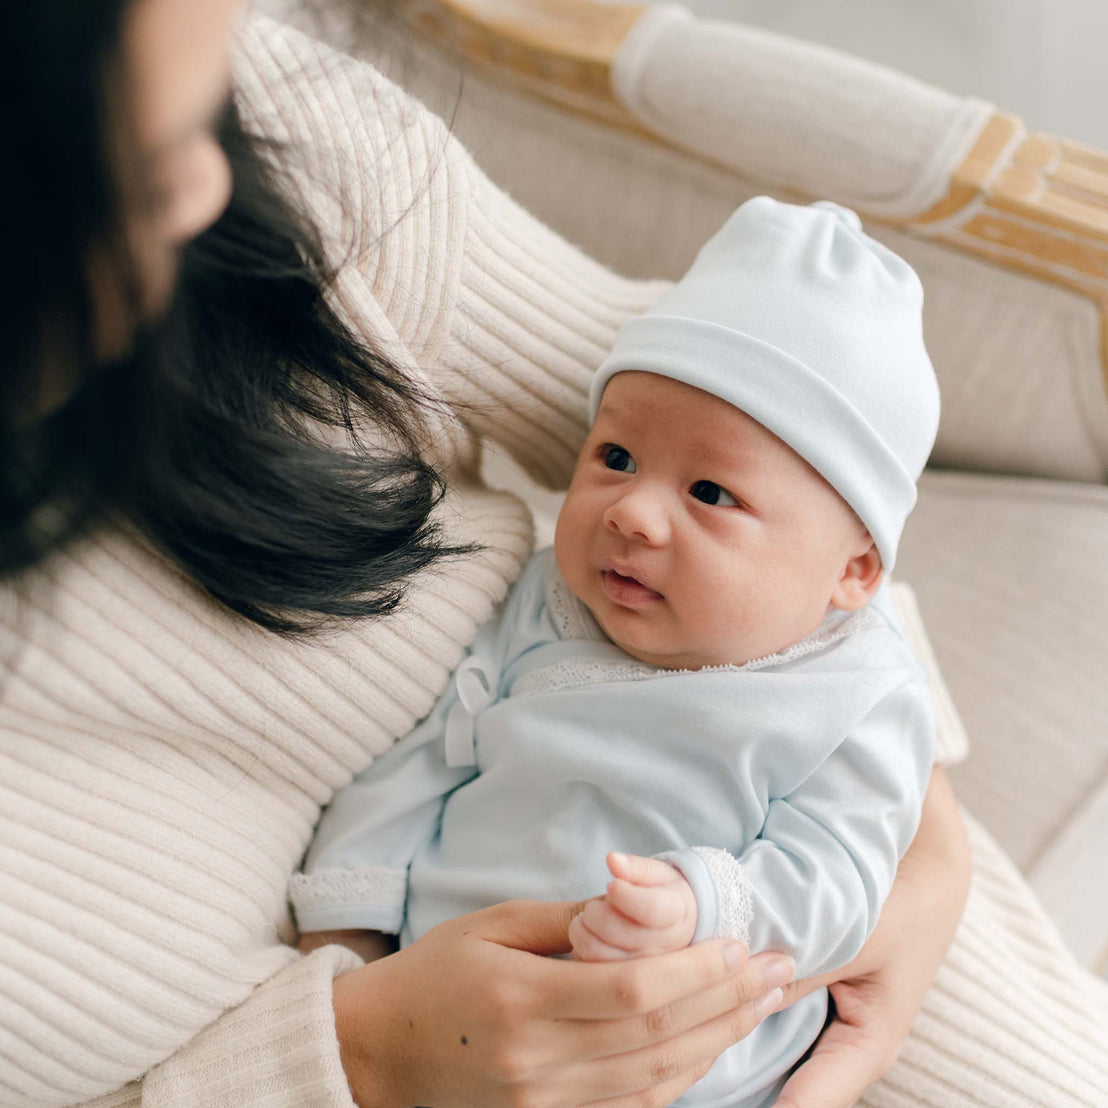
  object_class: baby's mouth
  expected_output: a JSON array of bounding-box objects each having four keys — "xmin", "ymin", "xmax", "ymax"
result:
[{"xmin": 601, "ymin": 569, "xmax": 664, "ymax": 606}]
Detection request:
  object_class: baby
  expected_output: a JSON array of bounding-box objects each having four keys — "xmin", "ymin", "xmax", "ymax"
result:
[{"xmin": 291, "ymin": 197, "xmax": 939, "ymax": 1108}]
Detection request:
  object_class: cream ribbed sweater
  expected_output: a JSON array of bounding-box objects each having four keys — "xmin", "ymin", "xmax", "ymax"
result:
[{"xmin": 0, "ymin": 14, "xmax": 1104, "ymax": 1108}]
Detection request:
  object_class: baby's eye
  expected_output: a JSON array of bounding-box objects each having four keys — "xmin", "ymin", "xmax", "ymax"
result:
[
  {"xmin": 690, "ymin": 480, "xmax": 738, "ymax": 507},
  {"xmin": 602, "ymin": 445, "xmax": 636, "ymax": 473}
]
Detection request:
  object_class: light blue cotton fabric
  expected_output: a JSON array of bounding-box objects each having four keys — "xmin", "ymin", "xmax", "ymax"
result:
[
  {"xmin": 589, "ymin": 197, "xmax": 940, "ymax": 573},
  {"xmin": 293, "ymin": 549, "xmax": 934, "ymax": 1108}
]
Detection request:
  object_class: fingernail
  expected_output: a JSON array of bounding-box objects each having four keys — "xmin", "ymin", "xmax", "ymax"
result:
[
  {"xmin": 723, "ymin": 941, "xmax": 748, "ymax": 969},
  {"xmin": 754, "ymin": 987, "xmax": 783, "ymax": 1020},
  {"xmin": 610, "ymin": 851, "xmax": 628, "ymax": 867},
  {"xmin": 762, "ymin": 956, "xmax": 795, "ymax": 989}
]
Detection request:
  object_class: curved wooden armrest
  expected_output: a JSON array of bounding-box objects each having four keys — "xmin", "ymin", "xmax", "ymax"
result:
[
  {"xmin": 403, "ymin": 0, "xmax": 648, "ymax": 126},
  {"xmin": 908, "ymin": 115, "xmax": 1108, "ymax": 380},
  {"xmin": 405, "ymin": 0, "xmax": 1108, "ymax": 378}
]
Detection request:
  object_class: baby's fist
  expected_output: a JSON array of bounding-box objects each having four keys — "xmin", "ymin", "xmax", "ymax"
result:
[{"xmin": 569, "ymin": 852, "xmax": 697, "ymax": 961}]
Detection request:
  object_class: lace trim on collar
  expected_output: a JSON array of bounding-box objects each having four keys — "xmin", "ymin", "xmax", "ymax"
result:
[
  {"xmin": 523, "ymin": 560, "xmax": 883, "ymax": 698},
  {"xmin": 546, "ymin": 563, "xmax": 608, "ymax": 642}
]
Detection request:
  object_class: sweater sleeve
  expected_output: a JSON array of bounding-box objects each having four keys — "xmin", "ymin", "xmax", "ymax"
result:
[
  {"xmin": 438, "ymin": 160, "xmax": 673, "ymax": 490},
  {"xmin": 8, "ymin": 945, "xmax": 362, "ymax": 1108},
  {"xmin": 234, "ymin": 14, "xmax": 672, "ymax": 494},
  {"xmin": 76, "ymin": 948, "xmax": 363, "ymax": 1108},
  {"xmin": 141, "ymin": 945, "xmax": 362, "ymax": 1108}
]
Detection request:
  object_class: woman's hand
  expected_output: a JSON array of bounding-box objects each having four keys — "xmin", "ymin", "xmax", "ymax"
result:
[
  {"xmin": 333, "ymin": 897, "xmax": 795, "ymax": 1108},
  {"xmin": 772, "ymin": 767, "xmax": 972, "ymax": 1108}
]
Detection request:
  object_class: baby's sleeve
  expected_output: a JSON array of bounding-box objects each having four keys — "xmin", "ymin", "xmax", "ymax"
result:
[
  {"xmin": 290, "ymin": 686, "xmax": 478, "ymax": 935},
  {"xmin": 659, "ymin": 675, "xmax": 934, "ymax": 978},
  {"xmin": 290, "ymin": 601, "xmax": 515, "ymax": 936}
]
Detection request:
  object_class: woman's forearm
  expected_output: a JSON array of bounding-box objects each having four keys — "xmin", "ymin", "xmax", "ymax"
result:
[{"xmin": 905, "ymin": 766, "xmax": 972, "ymax": 929}]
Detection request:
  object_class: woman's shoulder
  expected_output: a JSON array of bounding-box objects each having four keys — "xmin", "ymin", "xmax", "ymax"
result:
[
  {"xmin": 232, "ymin": 11, "xmax": 461, "ymax": 250},
  {"xmin": 234, "ymin": 11, "xmax": 434, "ymax": 148},
  {"xmin": 233, "ymin": 10, "xmax": 481, "ymax": 389}
]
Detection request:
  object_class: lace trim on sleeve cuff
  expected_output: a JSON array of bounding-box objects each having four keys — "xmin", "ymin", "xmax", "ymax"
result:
[
  {"xmin": 688, "ymin": 847, "xmax": 754, "ymax": 945},
  {"xmin": 290, "ymin": 866, "xmax": 407, "ymax": 916}
]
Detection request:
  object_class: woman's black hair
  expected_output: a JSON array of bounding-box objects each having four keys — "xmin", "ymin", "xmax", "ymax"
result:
[{"xmin": 2, "ymin": 1, "xmax": 473, "ymax": 634}]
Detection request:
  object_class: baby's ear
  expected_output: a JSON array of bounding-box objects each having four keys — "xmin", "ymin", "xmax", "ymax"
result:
[{"xmin": 830, "ymin": 540, "xmax": 883, "ymax": 611}]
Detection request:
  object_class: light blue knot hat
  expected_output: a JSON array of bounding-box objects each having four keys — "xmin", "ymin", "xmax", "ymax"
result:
[{"xmin": 588, "ymin": 196, "xmax": 940, "ymax": 573}]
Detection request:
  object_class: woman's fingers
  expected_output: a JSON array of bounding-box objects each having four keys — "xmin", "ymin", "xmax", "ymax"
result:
[
  {"xmin": 471, "ymin": 898, "xmax": 799, "ymax": 1105},
  {"xmin": 540, "ymin": 937, "xmax": 752, "ymax": 1019},
  {"xmin": 580, "ymin": 1061, "xmax": 715, "ymax": 1108},
  {"xmin": 351, "ymin": 901, "xmax": 794, "ymax": 1108},
  {"xmin": 772, "ymin": 1011, "xmax": 889, "ymax": 1108},
  {"xmin": 558, "ymin": 983, "xmax": 784, "ymax": 1105},
  {"xmin": 777, "ymin": 965, "xmax": 841, "ymax": 1009},
  {"xmin": 475, "ymin": 897, "xmax": 585, "ymax": 956},
  {"xmin": 554, "ymin": 953, "xmax": 787, "ymax": 1062}
]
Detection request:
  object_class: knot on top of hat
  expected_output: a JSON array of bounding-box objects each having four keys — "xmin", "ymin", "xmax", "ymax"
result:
[{"xmin": 810, "ymin": 199, "xmax": 863, "ymax": 233}]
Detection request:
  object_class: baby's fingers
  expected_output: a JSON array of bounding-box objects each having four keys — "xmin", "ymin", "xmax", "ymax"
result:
[
  {"xmin": 607, "ymin": 851, "xmax": 682, "ymax": 887},
  {"xmin": 571, "ymin": 895, "xmax": 682, "ymax": 957},
  {"xmin": 571, "ymin": 905, "xmax": 638, "ymax": 961},
  {"xmin": 607, "ymin": 878, "xmax": 687, "ymax": 929}
]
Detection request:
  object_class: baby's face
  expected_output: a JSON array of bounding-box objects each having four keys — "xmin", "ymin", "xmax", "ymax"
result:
[{"xmin": 554, "ymin": 372, "xmax": 881, "ymax": 669}]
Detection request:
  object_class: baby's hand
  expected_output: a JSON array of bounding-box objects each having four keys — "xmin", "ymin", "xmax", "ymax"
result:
[{"xmin": 569, "ymin": 852, "xmax": 697, "ymax": 961}]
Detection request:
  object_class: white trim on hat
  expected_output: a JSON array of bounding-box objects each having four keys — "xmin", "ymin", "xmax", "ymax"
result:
[{"xmin": 590, "ymin": 314, "xmax": 917, "ymax": 572}]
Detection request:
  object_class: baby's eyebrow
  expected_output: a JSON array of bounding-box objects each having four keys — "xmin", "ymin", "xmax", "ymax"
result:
[
  {"xmin": 595, "ymin": 400, "xmax": 630, "ymax": 425},
  {"xmin": 690, "ymin": 440, "xmax": 760, "ymax": 471}
]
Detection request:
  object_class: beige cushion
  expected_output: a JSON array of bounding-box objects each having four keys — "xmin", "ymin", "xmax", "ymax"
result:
[{"xmin": 898, "ymin": 469, "xmax": 1108, "ymax": 968}]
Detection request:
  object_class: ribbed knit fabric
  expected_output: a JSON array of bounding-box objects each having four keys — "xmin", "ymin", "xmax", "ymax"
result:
[
  {"xmin": 861, "ymin": 812, "xmax": 1108, "ymax": 1107},
  {"xmin": 0, "ymin": 11, "xmax": 1102, "ymax": 1108}
]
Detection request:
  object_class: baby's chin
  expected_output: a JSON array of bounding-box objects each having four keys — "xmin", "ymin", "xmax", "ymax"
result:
[
  {"xmin": 589, "ymin": 610, "xmax": 742, "ymax": 671},
  {"xmin": 590, "ymin": 601, "xmax": 851, "ymax": 671}
]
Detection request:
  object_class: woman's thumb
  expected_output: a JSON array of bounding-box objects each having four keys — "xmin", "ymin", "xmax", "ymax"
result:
[
  {"xmin": 773, "ymin": 1022, "xmax": 882, "ymax": 1108},
  {"xmin": 475, "ymin": 898, "xmax": 594, "ymax": 956}
]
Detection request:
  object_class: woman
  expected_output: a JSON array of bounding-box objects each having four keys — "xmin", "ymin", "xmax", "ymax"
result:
[{"xmin": 0, "ymin": 0, "xmax": 1001, "ymax": 1105}]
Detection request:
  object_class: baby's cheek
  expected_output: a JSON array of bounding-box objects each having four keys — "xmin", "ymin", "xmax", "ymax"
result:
[
  {"xmin": 682, "ymin": 575, "xmax": 746, "ymax": 640},
  {"xmin": 553, "ymin": 509, "xmax": 585, "ymax": 587}
]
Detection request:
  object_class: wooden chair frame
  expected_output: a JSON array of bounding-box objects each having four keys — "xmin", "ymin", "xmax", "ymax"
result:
[{"xmin": 404, "ymin": 0, "xmax": 1108, "ymax": 393}]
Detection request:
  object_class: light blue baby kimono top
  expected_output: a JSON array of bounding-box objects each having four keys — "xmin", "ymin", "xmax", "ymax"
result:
[{"xmin": 292, "ymin": 548, "xmax": 935, "ymax": 1108}]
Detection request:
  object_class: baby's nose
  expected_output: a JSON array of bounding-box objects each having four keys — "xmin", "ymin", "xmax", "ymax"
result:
[{"xmin": 603, "ymin": 487, "xmax": 671, "ymax": 545}]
